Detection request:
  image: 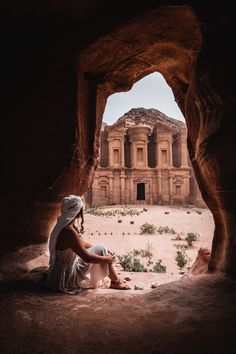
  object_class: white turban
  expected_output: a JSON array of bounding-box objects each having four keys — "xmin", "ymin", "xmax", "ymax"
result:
[{"xmin": 48, "ymin": 195, "xmax": 84, "ymax": 269}]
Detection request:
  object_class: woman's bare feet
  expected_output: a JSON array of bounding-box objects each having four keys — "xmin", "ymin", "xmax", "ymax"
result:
[{"xmin": 109, "ymin": 279, "xmax": 131, "ymax": 290}]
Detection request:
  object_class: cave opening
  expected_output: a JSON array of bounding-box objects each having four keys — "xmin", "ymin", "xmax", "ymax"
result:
[{"xmin": 1, "ymin": 2, "xmax": 235, "ymax": 353}]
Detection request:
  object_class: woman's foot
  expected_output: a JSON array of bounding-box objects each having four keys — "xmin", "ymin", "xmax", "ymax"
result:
[{"xmin": 109, "ymin": 279, "xmax": 131, "ymax": 290}]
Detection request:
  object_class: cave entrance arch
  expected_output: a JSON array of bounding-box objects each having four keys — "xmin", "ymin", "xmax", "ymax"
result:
[
  {"xmin": 76, "ymin": 5, "xmax": 216, "ymax": 278},
  {"xmin": 79, "ymin": 4, "xmax": 203, "ymax": 209},
  {"xmin": 54, "ymin": 4, "xmax": 234, "ymax": 275}
]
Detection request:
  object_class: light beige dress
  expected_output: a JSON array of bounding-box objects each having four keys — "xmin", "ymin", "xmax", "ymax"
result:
[{"xmin": 46, "ymin": 245, "xmax": 109, "ymax": 294}]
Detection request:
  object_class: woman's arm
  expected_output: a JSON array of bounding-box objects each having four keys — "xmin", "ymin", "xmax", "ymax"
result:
[
  {"xmin": 72, "ymin": 225, "xmax": 93, "ymax": 249},
  {"xmin": 82, "ymin": 239, "xmax": 93, "ymax": 249},
  {"xmin": 67, "ymin": 227, "xmax": 113, "ymax": 264}
]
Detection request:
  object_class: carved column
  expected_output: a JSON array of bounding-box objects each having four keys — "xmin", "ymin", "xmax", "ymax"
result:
[
  {"xmin": 130, "ymin": 176, "xmax": 134, "ymax": 204},
  {"xmin": 157, "ymin": 171, "xmax": 162, "ymax": 204},
  {"xmin": 180, "ymin": 127, "xmax": 189, "ymax": 168},
  {"xmin": 168, "ymin": 135, "xmax": 173, "ymax": 166},
  {"xmin": 107, "ymin": 128, "xmax": 125, "ymax": 168},
  {"xmin": 155, "ymin": 132, "xmax": 173, "ymax": 166},
  {"xmin": 120, "ymin": 137, "xmax": 125, "ymax": 168},
  {"xmin": 92, "ymin": 176, "xmax": 99, "ymax": 207},
  {"xmin": 127, "ymin": 126, "xmax": 151, "ymax": 168},
  {"xmin": 108, "ymin": 176, "xmax": 114, "ymax": 205},
  {"xmin": 169, "ymin": 175, "xmax": 174, "ymax": 205},
  {"xmin": 107, "ymin": 138, "xmax": 113, "ymax": 167},
  {"xmin": 120, "ymin": 171, "xmax": 126, "ymax": 204}
]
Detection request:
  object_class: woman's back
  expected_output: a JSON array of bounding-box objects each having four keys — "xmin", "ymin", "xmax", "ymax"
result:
[{"xmin": 46, "ymin": 228, "xmax": 88, "ymax": 294}]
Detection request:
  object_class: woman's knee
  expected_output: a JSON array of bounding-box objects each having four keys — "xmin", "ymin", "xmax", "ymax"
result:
[{"xmin": 91, "ymin": 244, "xmax": 108, "ymax": 256}]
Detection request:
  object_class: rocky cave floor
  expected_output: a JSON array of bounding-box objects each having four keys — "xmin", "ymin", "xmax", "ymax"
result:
[{"xmin": 1, "ymin": 242, "xmax": 236, "ymax": 354}]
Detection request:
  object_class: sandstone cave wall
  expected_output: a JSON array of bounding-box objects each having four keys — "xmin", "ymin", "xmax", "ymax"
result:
[{"xmin": 0, "ymin": 1, "xmax": 235, "ymax": 275}]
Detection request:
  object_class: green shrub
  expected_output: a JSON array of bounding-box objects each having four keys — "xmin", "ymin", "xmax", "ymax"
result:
[
  {"xmin": 186, "ymin": 232, "xmax": 199, "ymax": 246},
  {"xmin": 117, "ymin": 253, "xmax": 133, "ymax": 271},
  {"xmin": 85, "ymin": 207, "xmax": 142, "ymax": 217},
  {"xmin": 157, "ymin": 226, "xmax": 176, "ymax": 234},
  {"xmin": 172, "ymin": 233, "xmax": 183, "ymax": 240},
  {"xmin": 175, "ymin": 248, "xmax": 188, "ymax": 269},
  {"xmin": 153, "ymin": 260, "xmax": 167, "ymax": 273},
  {"xmin": 132, "ymin": 259, "xmax": 147, "ymax": 272},
  {"xmin": 117, "ymin": 248, "xmax": 153, "ymax": 272},
  {"xmin": 117, "ymin": 252, "xmax": 147, "ymax": 272},
  {"xmin": 140, "ymin": 222, "xmax": 156, "ymax": 234}
]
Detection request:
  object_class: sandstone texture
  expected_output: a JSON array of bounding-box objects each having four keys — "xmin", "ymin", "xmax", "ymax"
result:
[{"xmin": 0, "ymin": 2, "xmax": 235, "ymax": 352}]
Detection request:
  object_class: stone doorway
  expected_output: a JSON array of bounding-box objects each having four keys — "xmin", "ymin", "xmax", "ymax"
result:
[{"xmin": 137, "ymin": 182, "xmax": 145, "ymax": 201}]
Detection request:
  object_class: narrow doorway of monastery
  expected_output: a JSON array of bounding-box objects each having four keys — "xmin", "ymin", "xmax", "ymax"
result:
[{"xmin": 137, "ymin": 183, "xmax": 145, "ymax": 201}]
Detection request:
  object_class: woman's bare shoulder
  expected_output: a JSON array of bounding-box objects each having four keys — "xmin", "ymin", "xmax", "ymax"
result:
[{"xmin": 58, "ymin": 225, "xmax": 77, "ymax": 239}]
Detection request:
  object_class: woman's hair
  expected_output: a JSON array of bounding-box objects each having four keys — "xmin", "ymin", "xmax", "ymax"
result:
[{"xmin": 77, "ymin": 207, "xmax": 84, "ymax": 233}]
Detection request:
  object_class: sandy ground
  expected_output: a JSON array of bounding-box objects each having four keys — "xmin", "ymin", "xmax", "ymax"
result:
[
  {"xmin": 2, "ymin": 206, "xmax": 236, "ymax": 354},
  {"xmin": 79, "ymin": 204, "xmax": 214, "ymax": 291},
  {"xmin": 0, "ymin": 204, "xmax": 214, "ymax": 294}
]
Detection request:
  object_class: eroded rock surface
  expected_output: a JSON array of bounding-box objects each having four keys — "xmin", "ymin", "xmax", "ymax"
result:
[
  {"xmin": 0, "ymin": 2, "xmax": 235, "ymax": 276},
  {"xmin": 1, "ymin": 273, "xmax": 236, "ymax": 354}
]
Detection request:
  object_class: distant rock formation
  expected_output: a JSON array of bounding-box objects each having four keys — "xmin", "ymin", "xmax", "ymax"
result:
[{"xmin": 113, "ymin": 108, "xmax": 185, "ymax": 134}]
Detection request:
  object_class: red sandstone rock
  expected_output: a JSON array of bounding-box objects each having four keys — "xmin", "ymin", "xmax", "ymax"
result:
[{"xmin": 0, "ymin": 2, "xmax": 235, "ymax": 276}]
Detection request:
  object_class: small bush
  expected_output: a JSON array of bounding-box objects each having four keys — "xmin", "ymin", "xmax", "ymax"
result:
[
  {"xmin": 153, "ymin": 260, "xmax": 167, "ymax": 273},
  {"xmin": 132, "ymin": 259, "xmax": 147, "ymax": 272},
  {"xmin": 157, "ymin": 226, "xmax": 176, "ymax": 235},
  {"xmin": 118, "ymin": 219, "xmax": 122, "ymax": 223},
  {"xmin": 117, "ymin": 251, "xmax": 147, "ymax": 272},
  {"xmin": 143, "ymin": 208, "xmax": 148, "ymax": 212},
  {"xmin": 186, "ymin": 232, "xmax": 199, "ymax": 246},
  {"xmin": 130, "ymin": 220, "xmax": 134, "ymax": 224},
  {"xmin": 175, "ymin": 248, "xmax": 188, "ymax": 269},
  {"xmin": 85, "ymin": 207, "xmax": 142, "ymax": 218},
  {"xmin": 117, "ymin": 253, "xmax": 133, "ymax": 271},
  {"xmin": 140, "ymin": 223, "xmax": 156, "ymax": 234},
  {"xmin": 117, "ymin": 248, "xmax": 153, "ymax": 272},
  {"xmin": 172, "ymin": 233, "xmax": 183, "ymax": 240}
]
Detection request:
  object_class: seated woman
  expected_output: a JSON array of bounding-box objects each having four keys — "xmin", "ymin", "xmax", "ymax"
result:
[{"xmin": 46, "ymin": 194, "xmax": 130, "ymax": 294}]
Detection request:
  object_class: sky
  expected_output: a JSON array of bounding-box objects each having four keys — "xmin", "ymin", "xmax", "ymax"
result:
[{"xmin": 102, "ymin": 72, "xmax": 185, "ymax": 125}]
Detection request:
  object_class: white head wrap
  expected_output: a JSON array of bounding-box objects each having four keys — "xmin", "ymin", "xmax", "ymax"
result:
[{"xmin": 48, "ymin": 195, "xmax": 84, "ymax": 269}]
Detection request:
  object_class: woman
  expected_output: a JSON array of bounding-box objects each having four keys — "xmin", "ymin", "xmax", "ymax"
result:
[{"xmin": 47, "ymin": 194, "xmax": 130, "ymax": 294}]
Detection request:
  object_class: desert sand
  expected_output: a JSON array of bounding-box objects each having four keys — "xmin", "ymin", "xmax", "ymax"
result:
[
  {"xmin": 3, "ymin": 204, "xmax": 235, "ymax": 354},
  {"xmin": 81, "ymin": 204, "xmax": 214, "ymax": 291},
  {"xmin": 0, "ymin": 204, "xmax": 214, "ymax": 293}
]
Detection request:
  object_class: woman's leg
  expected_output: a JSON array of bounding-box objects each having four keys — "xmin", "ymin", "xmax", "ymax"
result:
[
  {"xmin": 108, "ymin": 263, "xmax": 120, "ymax": 282},
  {"xmin": 88, "ymin": 245, "xmax": 120, "ymax": 282},
  {"xmin": 89, "ymin": 245, "xmax": 130, "ymax": 289}
]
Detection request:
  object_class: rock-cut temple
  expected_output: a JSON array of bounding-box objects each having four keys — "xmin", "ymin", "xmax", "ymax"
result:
[{"xmin": 85, "ymin": 108, "xmax": 204, "ymax": 207}]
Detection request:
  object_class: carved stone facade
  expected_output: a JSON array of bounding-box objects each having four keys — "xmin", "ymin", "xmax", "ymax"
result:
[{"xmin": 86, "ymin": 108, "xmax": 204, "ymax": 207}]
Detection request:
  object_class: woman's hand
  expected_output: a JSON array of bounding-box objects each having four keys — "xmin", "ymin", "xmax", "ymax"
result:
[
  {"xmin": 108, "ymin": 250, "xmax": 115, "ymax": 256},
  {"xmin": 106, "ymin": 254, "xmax": 115, "ymax": 265}
]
